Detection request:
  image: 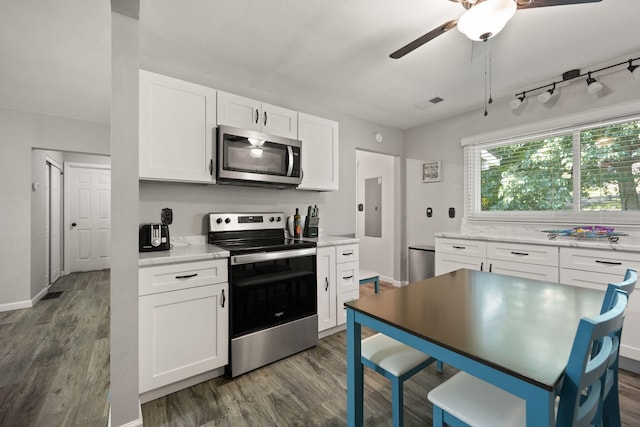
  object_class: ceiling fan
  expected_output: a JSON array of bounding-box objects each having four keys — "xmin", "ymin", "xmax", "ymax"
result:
[{"xmin": 390, "ymin": 0, "xmax": 602, "ymax": 59}]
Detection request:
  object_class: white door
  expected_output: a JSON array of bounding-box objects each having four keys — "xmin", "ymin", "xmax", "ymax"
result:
[
  {"xmin": 49, "ymin": 162, "xmax": 62, "ymax": 282},
  {"xmin": 67, "ymin": 164, "xmax": 111, "ymax": 272},
  {"xmin": 356, "ymin": 150, "xmax": 396, "ymax": 282}
]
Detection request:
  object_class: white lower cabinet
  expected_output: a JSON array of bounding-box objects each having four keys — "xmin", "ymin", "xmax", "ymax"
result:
[
  {"xmin": 139, "ymin": 259, "xmax": 229, "ymax": 394},
  {"xmin": 435, "ymin": 238, "xmax": 558, "ymax": 282},
  {"xmin": 317, "ymin": 243, "xmax": 359, "ymax": 333},
  {"xmin": 560, "ymin": 247, "xmax": 640, "ymax": 361}
]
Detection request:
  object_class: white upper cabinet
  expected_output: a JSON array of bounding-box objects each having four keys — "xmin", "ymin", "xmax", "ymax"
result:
[
  {"xmin": 297, "ymin": 113, "xmax": 339, "ymax": 191},
  {"xmin": 139, "ymin": 70, "xmax": 217, "ymax": 183},
  {"xmin": 216, "ymin": 91, "xmax": 298, "ymax": 139}
]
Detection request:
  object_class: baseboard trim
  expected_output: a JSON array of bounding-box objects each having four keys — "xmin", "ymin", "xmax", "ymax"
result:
[
  {"xmin": 108, "ymin": 403, "xmax": 143, "ymax": 427},
  {"xmin": 0, "ymin": 299, "xmax": 33, "ymax": 312}
]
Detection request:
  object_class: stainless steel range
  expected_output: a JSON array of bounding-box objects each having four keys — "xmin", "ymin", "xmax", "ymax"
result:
[{"xmin": 208, "ymin": 212, "xmax": 318, "ymax": 378}]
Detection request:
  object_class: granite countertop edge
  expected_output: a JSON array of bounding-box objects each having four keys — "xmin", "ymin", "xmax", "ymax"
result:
[{"xmin": 434, "ymin": 232, "xmax": 640, "ymax": 252}]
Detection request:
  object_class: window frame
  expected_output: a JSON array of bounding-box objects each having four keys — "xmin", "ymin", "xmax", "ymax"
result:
[{"xmin": 463, "ymin": 108, "xmax": 640, "ymax": 225}]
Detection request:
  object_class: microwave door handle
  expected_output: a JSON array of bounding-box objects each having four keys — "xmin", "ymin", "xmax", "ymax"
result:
[{"xmin": 286, "ymin": 146, "xmax": 294, "ymax": 177}]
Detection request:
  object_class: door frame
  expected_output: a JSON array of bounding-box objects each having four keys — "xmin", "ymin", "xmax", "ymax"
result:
[
  {"xmin": 46, "ymin": 156, "xmax": 63, "ymax": 283},
  {"xmin": 64, "ymin": 162, "xmax": 112, "ymax": 275}
]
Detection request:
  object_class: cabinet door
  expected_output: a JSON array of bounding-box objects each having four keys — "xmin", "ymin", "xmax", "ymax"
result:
[
  {"xmin": 435, "ymin": 252, "xmax": 484, "ymax": 275},
  {"xmin": 317, "ymin": 247, "xmax": 337, "ymax": 332},
  {"xmin": 216, "ymin": 91, "xmax": 261, "ymax": 131},
  {"xmin": 139, "ymin": 70, "xmax": 216, "ymax": 183},
  {"xmin": 261, "ymin": 103, "xmax": 298, "ymax": 139},
  {"xmin": 297, "ymin": 113, "xmax": 339, "ymax": 191},
  {"xmin": 139, "ymin": 283, "xmax": 228, "ymax": 392}
]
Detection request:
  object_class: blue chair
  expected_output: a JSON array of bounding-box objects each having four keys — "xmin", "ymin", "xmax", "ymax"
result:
[
  {"xmin": 598, "ymin": 268, "xmax": 637, "ymax": 427},
  {"xmin": 427, "ymin": 288, "xmax": 628, "ymax": 427},
  {"xmin": 359, "ymin": 269, "xmax": 380, "ymax": 294},
  {"xmin": 361, "ymin": 333, "xmax": 442, "ymax": 427}
]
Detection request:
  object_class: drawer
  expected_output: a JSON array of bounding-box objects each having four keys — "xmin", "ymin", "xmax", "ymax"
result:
[
  {"xmin": 336, "ymin": 289, "xmax": 360, "ymax": 326},
  {"xmin": 336, "ymin": 244, "xmax": 359, "ymax": 263},
  {"xmin": 490, "ymin": 259, "xmax": 558, "ymax": 282},
  {"xmin": 139, "ymin": 259, "xmax": 228, "ymax": 296},
  {"xmin": 435, "ymin": 238, "xmax": 486, "ymax": 258},
  {"xmin": 487, "ymin": 242, "xmax": 558, "ymax": 266},
  {"xmin": 560, "ymin": 248, "xmax": 640, "ymax": 277},
  {"xmin": 337, "ymin": 261, "xmax": 359, "ymax": 293}
]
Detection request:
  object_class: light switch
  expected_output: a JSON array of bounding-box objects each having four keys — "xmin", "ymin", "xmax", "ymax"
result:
[{"xmin": 426, "ymin": 207, "xmax": 433, "ymax": 217}]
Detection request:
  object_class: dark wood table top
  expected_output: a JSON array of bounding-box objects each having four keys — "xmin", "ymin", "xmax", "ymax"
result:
[{"xmin": 345, "ymin": 268, "xmax": 605, "ymax": 390}]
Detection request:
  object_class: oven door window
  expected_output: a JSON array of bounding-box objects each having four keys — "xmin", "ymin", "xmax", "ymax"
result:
[
  {"xmin": 223, "ymin": 135, "xmax": 289, "ymax": 176},
  {"xmin": 230, "ymin": 255, "xmax": 316, "ymax": 338}
]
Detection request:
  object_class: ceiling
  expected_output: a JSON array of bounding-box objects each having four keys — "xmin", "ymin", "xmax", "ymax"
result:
[{"xmin": 1, "ymin": 0, "xmax": 639, "ymax": 130}]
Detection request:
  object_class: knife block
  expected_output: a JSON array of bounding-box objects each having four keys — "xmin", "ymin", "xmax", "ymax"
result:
[{"xmin": 303, "ymin": 216, "xmax": 319, "ymax": 238}]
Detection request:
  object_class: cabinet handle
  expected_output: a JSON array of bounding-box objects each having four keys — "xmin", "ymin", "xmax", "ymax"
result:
[
  {"xmin": 221, "ymin": 289, "xmax": 226, "ymax": 308},
  {"xmin": 342, "ymin": 250, "xmax": 354, "ymax": 256},
  {"xmin": 480, "ymin": 262, "xmax": 484, "ymax": 271},
  {"xmin": 209, "ymin": 158, "xmax": 214, "ymax": 175},
  {"xmin": 489, "ymin": 263, "xmax": 493, "ymax": 272},
  {"xmin": 510, "ymin": 251, "xmax": 529, "ymax": 256},
  {"xmin": 595, "ymin": 260, "xmax": 623, "ymax": 266},
  {"xmin": 175, "ymin": 273, "xmax": 198, "ymax": 279},
  {"xmin": 325, "ymin": 277, "xmax": 329, "ymax": 291},
  {"xmin": 343, "ymin": 275, "xmax": 354, "ymax": 280},
  {"xmin": 255, "ymin": 108, "xmax": 259, "ymax": 124},
  {"xmin": 264, "ymin": 111, "xmax": 267, "ymax": 126},
  {"xmin": 453, "ymin": 245, "xmax": 466, "ymax": 250}
]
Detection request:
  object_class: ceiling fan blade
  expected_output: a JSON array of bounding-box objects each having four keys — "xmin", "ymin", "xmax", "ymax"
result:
[
  {"xmin": 390, "ymin": 20, "xmax": 458, "ymax": 59},
  {"xmin": 517, "ymin": 0, "xmax": 602, "ymax": 10}
]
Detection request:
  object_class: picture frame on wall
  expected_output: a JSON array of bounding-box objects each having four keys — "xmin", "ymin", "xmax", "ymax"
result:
[{"xmin": 422, "ymin": 161, "xmax": 441, "ymax": 183}]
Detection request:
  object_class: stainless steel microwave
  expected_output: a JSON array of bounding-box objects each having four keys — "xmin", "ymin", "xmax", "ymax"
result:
[{"xmin": 216, "ymin": 125, "xmax": 302, "ymax": 188}]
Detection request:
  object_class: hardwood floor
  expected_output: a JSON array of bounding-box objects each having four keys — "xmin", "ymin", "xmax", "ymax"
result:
[
  {"xmin": 0, "ymin": 270, "xmax": 110, "ymax": 427},
  {"xmin": 1, "ymin": 276, "xmax": 638, "ymax": 426}
]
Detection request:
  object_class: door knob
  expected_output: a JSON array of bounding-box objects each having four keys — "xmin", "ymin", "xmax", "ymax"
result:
[{"xmin": 71, "ymin": 222, "xmax": 77, "ymax": 227}]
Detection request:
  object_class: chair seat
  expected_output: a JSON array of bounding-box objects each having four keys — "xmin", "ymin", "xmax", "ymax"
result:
[
  {"xmin": 359, "ymin": 269, "xmax": 379, "ymax": 282},
  {"xmin": 361, "ymin": 333, "xmax": 432, "ymax": 377},
  {"xmin": 428, "ymin": 372, "xmax": 526, "ymax": 427}
]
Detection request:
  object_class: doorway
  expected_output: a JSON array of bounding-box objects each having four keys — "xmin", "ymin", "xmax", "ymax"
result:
[
  {"xmin": 46, "ymin": 158, "xmax": 63, "ymax": 285},
  {"xmin": 356, "ymin": 150, "xmax": 396, "ymax": 283}
]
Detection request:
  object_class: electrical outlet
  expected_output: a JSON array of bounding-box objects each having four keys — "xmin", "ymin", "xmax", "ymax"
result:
[
  {"xmin": 161, "ymin": 208, "xmax": 173, "ymax": 225},
  {"xmin": 448, "ymin": 207, "xmax": 455, "ymax": 218}
]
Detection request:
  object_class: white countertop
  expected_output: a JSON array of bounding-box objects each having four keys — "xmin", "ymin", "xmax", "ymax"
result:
[
  {"xmin": 435, "ymin": 231, "xmax": 640, "ymax": 253},
  {"xmin": 138, "ymin": 236, "xmax": 229, "ymax": 266},
  {"xmin": 139, "ymin": 234, "xmax": 359, "ymax": 267}
]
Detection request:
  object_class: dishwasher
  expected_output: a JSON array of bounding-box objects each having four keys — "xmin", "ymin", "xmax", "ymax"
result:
[{"xmin": 408, "ymin": 245, "xmax": 435, "ymax": 283}]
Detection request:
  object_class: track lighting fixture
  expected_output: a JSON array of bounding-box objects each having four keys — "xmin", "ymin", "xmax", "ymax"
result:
[
  {"xmin": 538, "ymin": 83, "xmax": 556, "ymax": 103},
  {"xmin": 510, "ymin": 56, "xmax": 640, "ymax": 112},
  {"xmin": 629, "ymin": 60, "xmax": 640, "ymax": 80},
  {"xmin": 510, "ymin": 93, "xmax": 526, "ymax": 110},
  {"xmin": 586, "ymin": 72, "xmax": 603, "ymax": 95}
]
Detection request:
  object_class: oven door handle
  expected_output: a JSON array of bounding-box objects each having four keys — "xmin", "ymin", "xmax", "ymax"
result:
[{"xmin": 230, "ymin": 247, "xmax": 316, "ymax": 265}]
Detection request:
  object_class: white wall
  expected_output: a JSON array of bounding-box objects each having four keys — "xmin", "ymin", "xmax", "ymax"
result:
[
  {"xmin": 356, "ymin": 150, "xmax": 395, "ymax": 282},
  {"xmin": 404, "ymin": 66, "xmax": 640, "ymax": 246},
  {"xmin": 0, "ymin": 108, "xmax": 109, "ymax": 311}
]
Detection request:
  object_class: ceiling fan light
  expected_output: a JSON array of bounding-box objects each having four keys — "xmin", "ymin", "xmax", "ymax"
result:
[{"xmin": 457, "ymin": 0, "xmax": 517, "ymax": 41}]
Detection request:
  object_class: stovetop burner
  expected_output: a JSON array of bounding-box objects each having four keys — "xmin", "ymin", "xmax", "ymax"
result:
[{"xmin": 207, "ymin": 212, "xmax": 316, "ymax": 255}]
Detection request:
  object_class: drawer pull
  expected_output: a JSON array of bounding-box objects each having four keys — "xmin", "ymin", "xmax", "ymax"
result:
[
  {"xmin": 175, "ymin": 273, "xmax": 198, "ymax": 279},
  {"xmin": 343, "ymin": 275, "xmax": 354, "ymax": 280},
  {"xmin": 510, "ymin": 251, "xmax": 529, "ymax": 256},
  {"xmin": 480, "ymin": 262, "xmax": 484, "ymax": 271},
  {"xmin": 595, "ymin": 260, "xmax": 623, "ymax": 266},
  {"xmin": 342, "ymin": 250, "xmax": 354, "ymax": 256},
  {"xmin": 453, "ymin": 245, "xmax": 466, "ymax": 250},
  {"xmin": 221, "ymin": 289, "xmax": 226, "ymax": 308}
]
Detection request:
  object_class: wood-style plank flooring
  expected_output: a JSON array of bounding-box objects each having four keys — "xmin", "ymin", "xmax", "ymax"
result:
[
  {"xmin": 0, "ymin": 270, "xmax": 110, "ymax": 427},
  {"xmin": 1, "ymin": 275, "xmax": 639, "ymax": 426}
]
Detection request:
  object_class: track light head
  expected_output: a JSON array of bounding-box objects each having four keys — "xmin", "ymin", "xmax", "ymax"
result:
[
  {"xmin": 628, "ymin": 60, "xmax": 640, "ymax": 80},
  {"xmin": 538, "ymin": 84, "xmax": 556, "ymax": 104},
  {"xmin": 510, "ymin": 93, "xmax": 526, "ymax": 110},
  {"xmin": 586, "ymin": 72, "xmax": 603, "ymax": 94}
]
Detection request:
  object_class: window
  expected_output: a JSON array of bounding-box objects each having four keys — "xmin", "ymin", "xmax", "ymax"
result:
[{"xmin": 465, "ymin": 116, "xmax": 640, "ymax": 223}]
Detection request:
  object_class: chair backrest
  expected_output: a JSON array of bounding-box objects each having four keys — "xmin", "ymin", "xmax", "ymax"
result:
[
  {"xmin": 555, "ymin": 289, "xmax": 628, "ymax": 427},
  {"xmin": 600, "ymin": 268, "xmax": 636, "ymax": 315}
]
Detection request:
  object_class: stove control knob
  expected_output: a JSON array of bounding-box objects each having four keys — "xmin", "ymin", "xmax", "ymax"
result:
[
  {"xmin": 276, "ymin": 216, "xmax": 282, "ymax": 222},
  {"xmin": 224, "ymin": 218, "xmax": 231, "ymax": 224},
  {"xmin": 216, "ymin": 218, "xmax": 223, "ymax": 224},
  {"xmin": 269, "ymin": 217, "xmax": 275, "ymax": 222}
]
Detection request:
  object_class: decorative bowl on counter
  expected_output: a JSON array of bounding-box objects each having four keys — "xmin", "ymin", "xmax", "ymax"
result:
[{"xmin": 542, "ymin": 226, "xmax": 627, "ymax": 242}]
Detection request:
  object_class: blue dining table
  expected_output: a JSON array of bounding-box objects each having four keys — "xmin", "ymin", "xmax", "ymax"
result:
[{"xmin": 345, "ymin": 268, "xmax": 605, "ymax": 427}]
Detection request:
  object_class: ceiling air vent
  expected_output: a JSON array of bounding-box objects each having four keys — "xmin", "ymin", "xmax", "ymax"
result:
[
  {"xmin": 429, "ymin": 96, "xmax": 444, "ymax": 104},
  {"xmin": 414, "ymin": 96, "xmax": 444, "ymax": 110}
]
